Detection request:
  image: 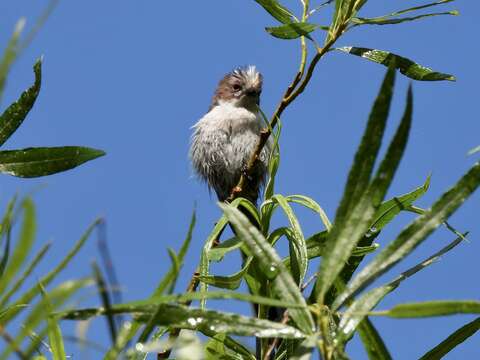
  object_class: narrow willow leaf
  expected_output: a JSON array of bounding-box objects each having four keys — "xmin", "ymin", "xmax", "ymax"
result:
[
  {"xmin": 131, "ymin": 209, "xmax": 197, "ymax": 349},
  {"xmin": 220, "ymin": 203, "xmax": 315, "ymax": 334},
  {"xmin": 254, "ymin": 0, "xmax": 294, "ymax": 24},
  {"xmin": 290, "ymin": 335, "xmax": 319, "ymax": 360},
  {"xmin": 39, "ymin": 283, "xmax": 67, "ymax": 360},
  {"xmin": 315, "ymin": 67, "xmax": 397, "ymax": 303},
  {"xmin": 0, "ymin": 279, "xmax": 90, "ymax": 360},
  {"xmin": 0, "ymin": 198, "xmax": 36, "ymax": 295},
  {"xmin": 337, "ymin": 46, "xmax": 455, "ymax": 81},
  {"xmin": 153, "ymin": 209, "xmax": 195, "ymax": 296},
  {"xmin": 64, "ymin": 303, "xmax": 306, "ymax": 339},
  {"xmin": 0, "ymin": 146, "xmax": 105, "ymax": 178},
  {"xmin": 0, "ymin": 242, "xmax": 50, "ymax": 310},
  {"xmin": 372, "ymin": 301, "xmax": 480, "ymax": 318},
  {"xmin": 0, "ymin": 197, "xmax": 16, "ymax": 278},
  {"xmin": 204, "ymin": 331, "xmax": 255, "ymax": 360},
  {"xmin": 1, "ymin": 219, "xmax": 99, "ymax": 325},
  {"xmin": 352, "ymin": 11, "xmax": 458, "ymax": 26},
  {"xmin": 375, "ymin": 0, "xmax": 455, "ymax": 18},
  {"xmin": 337, "ymin": 230, "xmax": 467, "ymax": 343},
  {"xmin": 147, "ymin": 304, "xmax": 306, "ymax": 339},
  {"xmin": 370, "ymin": 175, "xmax": 430, "ymax": 233},
  {"xmin": 92, "ymin": 262, "xmax": 117, "ymax": 345},
  {"xmin": 264, "ymin": 118, "xmax": 281, "ymax": 201},
  {"xmin": 357, "ymin": 318, "xmax": 393, "ymax": 360},
  {"xmin": 0, "ymin": 58, "xmax": 42, "ymax": 147},
  {"xmin": 0, "ymin": 19, "xmax": 25, "ymax": 100},
  {"xmin": 334, "ymin": 162, "xmax": 480, "ymax": 308},
  {"xmin": 419, "ymin": 317, "xmax": 480, "ymax": 360},
  {"xmin": 0, "ymin": 228, "xmax": 10, "ymax": 279},
  {"xmin": 271, "ymin": 194, "xmax": 308, "ymax": 284},
  {"xmin": 200, "ymin": 198, "xmax": 259, "ymax": 308},
  {"xmin": 266, "ymin": 23, "xmax": 325, "ymax": 39},
  {"xmin": 207, "ymin": 236, "xmax": 241, "ymax": 262},
  {"xmin": 198, "ymin": 257, "xmax": 252, "ymax": 290},
  {"xmin": 287, "ymin": 195, "xmax": 332, "ymax": 231}
]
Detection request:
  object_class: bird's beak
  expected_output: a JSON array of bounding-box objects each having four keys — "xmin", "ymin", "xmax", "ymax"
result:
[{"xmin": 245, "ymin": 89, "xmax": 260, "ymax": 105}]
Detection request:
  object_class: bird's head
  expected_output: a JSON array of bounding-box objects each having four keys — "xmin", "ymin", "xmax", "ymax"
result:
[{"xmin": 211, "ymin": 66, "xmax": 263, "ymax": 111}]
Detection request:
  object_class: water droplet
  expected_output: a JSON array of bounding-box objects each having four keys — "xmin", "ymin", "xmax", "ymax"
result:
[
  {"xmin": 365, "ymin": 226, "xmax": 378, "ymax": 238},
  {"xmin": 263, "ymin": 264, "xmax": 279, "ymax": 279}
]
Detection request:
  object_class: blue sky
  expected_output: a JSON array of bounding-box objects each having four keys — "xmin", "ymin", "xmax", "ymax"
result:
[{"xmin": 1, "ymin": 0, "xmax": 479, "ymax": 358}]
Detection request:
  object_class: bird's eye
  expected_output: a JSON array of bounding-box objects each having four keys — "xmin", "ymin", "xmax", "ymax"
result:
[{"xmin": 232, "ymin": 84, "xmax": 241, "ymax": 91}]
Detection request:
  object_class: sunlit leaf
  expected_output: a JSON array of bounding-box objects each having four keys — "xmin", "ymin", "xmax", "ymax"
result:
[
  {"xmin": 370, "ymin": 175, "xmax": 430, "ymax": 233},
  {"xmin": 0, "ymin": 19, "xmax": 25, "ymax": 100},
  {"xmin": 352, "ymin": 11, "xmax": 458, "ymax": 26},
  {"xmin": 1, "ymin": 219, "xmax": 99, "ymax": 325},
  {"xmin": 315, "ymin": 66, "xmax": 398, "ymax": 303},
  {"xmin": 220, "ymin": 203, "xmax": 315, "ymax": 334},
  {"xmin": 266, "ymin": 23, "xmax": 326, "ymax": 40},
  {"xmin": 0, "ymin": 146, "xmax": 105, "ymax": 178},
  {"xmin": 254, "ymin": 0, "xmax": 294, "ymax": 24},
  {"xmin": 39, "ymin": 282, "xmax": 67, "ymax": 360},
  {"xmin": 372, "ymin": 300, "xmax": 480, "ymax": 318},
  {"xmin": 334, "ymin": 162, "xmax": 480, "ymax": 308},
  {"xmin": 357, "ymin": 318, "xmax": 393, "ymax": 360},
  {"xmin": 0, "ymin": 198, "xmax": 36, "ymax": 295},
  {"xmin": 337, "ymin": 46, "xmax": 455, "ymax": 81},
  {"xmin": 0, "ymin": 58, "xmax": 42, "ymax": 147},
  {"xmin": 419, "ymin": 317, "xmax": 480, "ymax": 360},
  {"xmin": 0, "ymin": 242, "xmax": 50, "ymax": 309}
]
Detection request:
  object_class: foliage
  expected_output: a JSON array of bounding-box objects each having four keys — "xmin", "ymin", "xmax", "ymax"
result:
[{"xmin": 2, "ymin": 1, "xmax": 479, "ymax": 360}]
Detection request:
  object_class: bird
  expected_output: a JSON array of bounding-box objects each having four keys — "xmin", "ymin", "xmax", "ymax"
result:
[{"xmin": 189, "ymin": 66, "xmax": 270, "ymax": 205}]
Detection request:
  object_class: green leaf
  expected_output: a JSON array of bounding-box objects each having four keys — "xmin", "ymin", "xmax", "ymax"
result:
[
  {"xmin": 199, "ymin": 198, "xmax": 259, "ymax": 309},
  {"xmin": 145, "ymin": 304, "xmax": 306, "ymax": 339},
  {"xmin": 0, "ymin": 19, "xmax": 25, "ymax": 100},
  {"xmin": 220, "ymin": 203, "xmax": 315, "ymax": 335},
  {"xmin": 337, "ymin": 230, "xmax": 467, "ymax": 341},
  {"xmin": 204, "ymin": 331, "xmax": 255, "ymax": 360},
  {"xmin": 264, "ymin": 118, "xmax": 281, "ymax": 202},
  {"xmin": 1, "ymin": 219, "xmax": 99, "ymax": 325},
  {"xmin": 289, "ymin": 335, "xmax": 319, "ymax": 360},
  {"xmin": 198, "ymin": 257, "xmax": 252, "ymax": 290},
  {"xmin": 39, "ymin": 282, "xmax": 67, "ymax": 360},
  {"xmin": 207, "ymin": 236, "xmax": 242, "ymax": 262},
  {"xmin": 65, "ymin": 303, "xmax": 306, "ymax": 339},
  {"xmin": 0, "ymin": 279, "xmax": 90, "ymax": 360},
  {"xmin": 357, "ymin": 318, "xmax": 393, "ymax": 360},
  {"xmin": 266, "ymin": 23, "xmax": 324, "ymax": 39},
  {"xmin": 352, "ymin": 11, "xmax": 458, "ymax": 26},
  {"xmin": 334, "ymin": 162, "xmax": 480, "ymax": 308},
  {"xmin": 0, "ymin": 197, "xmax": 16, "ymax": 279},
  {"xmin": 153, "ymin": 208, "xmax": 195, "ymax": 296},
  {"xmin": 373, "ymin": 301, "xmax": 480, "ymax": 318},
  {"xmin": 315, "ymin": 66, "xmax": 396, "ymax": 303},
  {"xmin": 337, "ymin": 46, "xmax": 455, "ymax": 81},
  {"xmin": 92, "ymin": 261, "xmax": 117, "ymax": 345},
  {"xmin": 0, "ymin": 58, "xmax": 42, "ymax": 147},
  {"xmin": 254, "ymin": 0, "xmax": 294, "ymax": 24},
  {"xmin": 0, "ymin": 146, "xmax": 105, "ymax": 178},
  {"xmin": 369, "ymin": 175, "xmax": 430, "ymax": 233},
  {"xmin": 419, "ymin": 317, "xmax": 480, "ymax": 360},
  {"xmin": 271, "ymin": 194, "xmax": 308, "ymax": 284},
  {"xmin": 366, "ymin": 0, "xmax": 455, "ymax": 19},
  {"xmin": 0, "ymin": 242, "xmax": 50, "ymax": 308},
  {"xmin": 0, "ymin": 197, "xmax": 36, "ymax": 296},
  {"xmin": 286, "ymin": 195, "xmax": 332, "ymax": 231}
]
